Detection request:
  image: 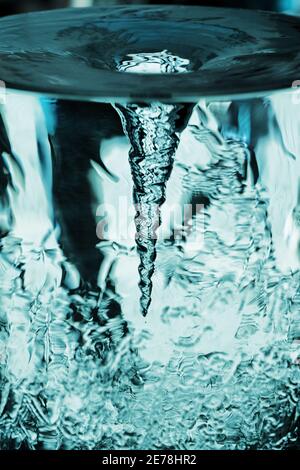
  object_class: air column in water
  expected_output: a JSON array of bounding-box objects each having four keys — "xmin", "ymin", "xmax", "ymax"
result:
[{"xmin": 114, "ymin": 50, "xmax": 192, "ymax": 316}]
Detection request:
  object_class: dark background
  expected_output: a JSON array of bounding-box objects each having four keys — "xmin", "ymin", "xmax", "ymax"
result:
[{"xmin": 0, "ymin": 0, "xmax": 298, "ymax": 17}]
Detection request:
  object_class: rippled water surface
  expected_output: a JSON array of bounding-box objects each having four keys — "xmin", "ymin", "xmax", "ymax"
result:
[{"xmin": 0, "ymin": 87, "xmax": 299, "ymax": 449}]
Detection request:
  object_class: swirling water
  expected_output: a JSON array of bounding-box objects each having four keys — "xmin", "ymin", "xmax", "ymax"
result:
[
  {"xmin": 0, "ymin": 88, "xmax": 299, "ymax": 449},
  {"xmin": 114, "ymin": 51, "xmax": 191, "ymax": 316}
]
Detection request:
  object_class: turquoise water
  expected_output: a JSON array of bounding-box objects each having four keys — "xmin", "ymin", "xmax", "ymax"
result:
[
  {"xmin": 0, "ymin": 87, "xmax": 299, "ymax": 449},
  {"xmin": 114, "ymin": 51, "xmax": 191, "ymax": 316},
  {"xmin": 0, "ymin": 5, "xmax": 299, "ymax": 451}
]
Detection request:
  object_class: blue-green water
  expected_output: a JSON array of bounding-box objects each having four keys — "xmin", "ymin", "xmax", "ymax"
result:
[
  {"xmin": 114, "ymin": 51, "xmax": 190, "ymax": 317},
  {"xmin": 0, "ymin": 5, "xmax": 299, "ymax": 451},
  {"xmin": 0, "ymin": 89, "xmax": 299, "ymax": 449}
]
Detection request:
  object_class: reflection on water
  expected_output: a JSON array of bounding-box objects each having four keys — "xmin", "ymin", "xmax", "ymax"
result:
[
  {"xmin": 0, "ymin": 91, "xmax": 299, "ymax": 449},
  {"xmin": 116, "ymin": 50, "xmax": 191, "ymax": 74}
]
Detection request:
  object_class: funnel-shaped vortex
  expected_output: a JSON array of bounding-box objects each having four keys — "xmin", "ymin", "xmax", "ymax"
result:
[
  {"xmin": 115, "ymin": 102, "xmax": 184, "ymax": 316},
  {"xmin": 114, "ymin": 50, "xmax": 191, "ymax": 316}
]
